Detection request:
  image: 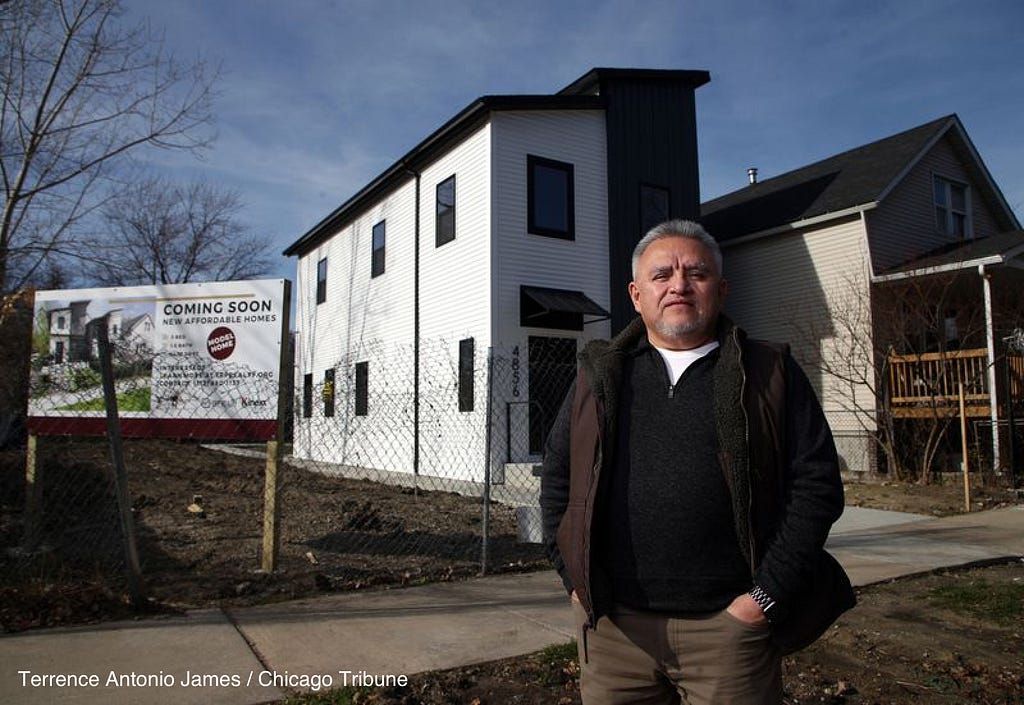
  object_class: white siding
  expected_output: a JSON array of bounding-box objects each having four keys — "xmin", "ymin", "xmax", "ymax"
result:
[
  {"xmin": 723, "ymin": 217, "xmax": 877, "ymax": 473},
  {"xmin": 292, "ymin": 179, "xmax": 418, "ymax": 471},
  {"xmin": 417, "ymin": 123, "xmax": 493, "ymax": 481},
  {"xmin": 490, "ymin": 110, "xmax": 610, "ymax": 463}
]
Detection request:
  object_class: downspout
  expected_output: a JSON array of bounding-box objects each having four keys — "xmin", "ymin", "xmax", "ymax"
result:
[
  {"xmin": 980, "ymin": 264, "xmax": 1001, "ymax": 473},
  {"xmin": 405, "ymin": 165, "xmax": 422, "ymax": 478}
]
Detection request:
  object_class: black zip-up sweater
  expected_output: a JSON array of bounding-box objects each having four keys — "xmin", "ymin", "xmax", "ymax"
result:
[
  {"xmin": 540, "ymin": 316, "xmax": 846, "ymax": 627},
  {"xmin": 601, "ymin": 345, "xmax": 751, "ymax": 612}
]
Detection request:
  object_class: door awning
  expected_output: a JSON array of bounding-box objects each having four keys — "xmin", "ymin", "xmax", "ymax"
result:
[{"xmin": 521, "ymin": 285, "xmax": 610, "ymax": 323}]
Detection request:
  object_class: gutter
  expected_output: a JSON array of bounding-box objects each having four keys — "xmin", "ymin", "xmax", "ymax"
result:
[{"xmin": 871, "ymin": 254, "xmax": 1005, "ymax": 283}]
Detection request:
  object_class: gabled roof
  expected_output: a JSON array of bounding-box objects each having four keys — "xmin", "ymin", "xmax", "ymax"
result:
[
  {"xmin": 874, "ymin": 230, "xmax": 1024, "ymax": 281},
  {"xmin": 284, "ymin": 68, "xmax": 710, "ymax": 258},
  {"xmin": 283, "ymin": 93, "xmax": 602, "ymax": 256},
  {"xmin": 700, "ymin": 114, "xmax": 1019, "ymax": 242}
]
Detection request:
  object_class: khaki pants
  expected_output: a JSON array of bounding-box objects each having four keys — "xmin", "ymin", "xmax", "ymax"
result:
[{"xmin": 573, "ymin": 601, "xmax": 782, "ymax": 705}]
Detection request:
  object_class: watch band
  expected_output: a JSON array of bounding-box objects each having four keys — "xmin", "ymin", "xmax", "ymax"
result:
[{"xmin": 748, "ymin": 585, "xmax": 777, "ymax": 622}]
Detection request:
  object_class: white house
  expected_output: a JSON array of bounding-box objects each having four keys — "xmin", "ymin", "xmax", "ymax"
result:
[{"xmin": 285, "ymin": 68, "xmax": 711, "ymax": 482}]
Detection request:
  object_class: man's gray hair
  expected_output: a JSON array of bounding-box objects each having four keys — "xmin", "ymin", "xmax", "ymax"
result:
[{"xmin": 631, "ymin": 220, "xmax": 723, "ymax": 279}]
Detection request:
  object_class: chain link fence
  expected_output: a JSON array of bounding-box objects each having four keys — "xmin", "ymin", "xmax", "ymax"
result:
[{"xmin": 2, "ymin": 331, "xmax": 581, "ymax": 625}]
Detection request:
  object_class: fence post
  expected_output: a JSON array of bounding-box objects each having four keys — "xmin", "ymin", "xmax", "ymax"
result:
[
  {"xmin": 261, "ymin": 280, "xmax": 291, "ymax": 573},
  {"xmin": 23, "ymin": 433, "xmax": 40, "ymax": 549},
  {"xmin": 959, "ymin": 383, "xmax": 971, "ymax": 512},
  {"xmin": 481, "ymin": 347, "xmax": 494, "ymax": 576},
  {"xmin": 97, "ymin": 323, "xmax": 145, "ymax": 605}
]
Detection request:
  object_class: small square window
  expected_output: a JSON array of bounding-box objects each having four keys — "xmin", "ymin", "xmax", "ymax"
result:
[
  {"xmin": 316, "ymin": 257, "xmax": 328, "ymax": 304},
  {"xmin": 372, "ymin": 221, "xmax": 386, "ymax": 277},
  {"xmin": 436, "ymin": 175, "xmax": 456, "ymax": 247},
  {"xmin": 528, "ymin": 155, "xmax": 574, "ymax": 240},
  {"xmin": 355, "ymin": 361, "xmax": 368, "ymax": 416}
]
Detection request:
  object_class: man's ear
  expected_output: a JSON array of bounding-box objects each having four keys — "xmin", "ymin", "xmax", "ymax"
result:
[
  {"xmin": 628, "ymin": 281, "xmax": 642, "ymax": 313},
  {"xmin": 719, "ymin": 277, "xmax": 729, "ymax": 303}
]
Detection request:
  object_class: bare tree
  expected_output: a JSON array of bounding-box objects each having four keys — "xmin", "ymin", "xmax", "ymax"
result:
[
  {"xmin": 0, "ymin": 0, "xmax": 217, "ymax": 296},
  {"xmin": 790, "ymin": 268, "xmax": 991, "ymax": 483},
  {"xmin": 87, "ymin": 177, "xmax": 276, "ymax": 285}
]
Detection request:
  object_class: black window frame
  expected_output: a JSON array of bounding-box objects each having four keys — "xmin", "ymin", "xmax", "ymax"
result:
[
  {"xmin": 528, "ymin": 155, "xmax": 575, "ymax": 240},
  {"xmin": 639, "ymin": 183, "xmax": 671, "ymax": 235},
  {"xmin": 302, "ymin": 373, "xmax": 313, "ymax": 418},
  {"xmin": 316, "ymin": 257, "xmax": 328, "ymax": 304},
  {"xmin": 371, "ymin": 220, "xmax": 386, "ymax": 278},
  {"xmin": 354, "ymin": 361, "xmax": 369, "ymax": 417},
  {"xmin": 458, "ymin": 338, "xmax": 475, "ymax": 412},
  {"xmin": 436, "ymin": 175, "xmax": 456, "ymax": 247}
]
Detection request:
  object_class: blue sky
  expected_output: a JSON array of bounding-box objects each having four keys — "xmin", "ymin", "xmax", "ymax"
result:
[{"xmin": 127, "ymin": 0, "xmax": 1024, "ymax": 282}]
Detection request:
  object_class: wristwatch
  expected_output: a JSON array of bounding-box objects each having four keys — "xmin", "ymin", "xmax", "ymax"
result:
[{"xmin": 748, "ymin": 585, "xmax": 779, "ymax": 623}]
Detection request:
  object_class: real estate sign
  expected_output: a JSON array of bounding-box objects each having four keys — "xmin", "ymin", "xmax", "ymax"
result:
[{"xmin": 28, "ymin": 279, "xmax": 290, "ymax": 440}]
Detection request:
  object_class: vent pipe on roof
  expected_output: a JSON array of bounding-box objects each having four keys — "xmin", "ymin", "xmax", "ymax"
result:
[{"xmin": 747, "ymin": 167, "xmax": 758, "ymax": 185}]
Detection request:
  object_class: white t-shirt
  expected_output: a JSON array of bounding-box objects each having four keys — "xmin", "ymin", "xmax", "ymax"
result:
[{"xmin": 653, "ymin": 340, "xmax": 720, "ymax": 386}]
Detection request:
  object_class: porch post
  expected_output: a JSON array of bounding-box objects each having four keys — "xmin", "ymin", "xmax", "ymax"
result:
[{"xmin": 980, "ymin": 265, "xmax": 1001, "ymax": 473}]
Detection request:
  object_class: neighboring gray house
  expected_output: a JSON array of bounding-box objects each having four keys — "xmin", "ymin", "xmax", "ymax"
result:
[
  {"xmin": 284, "ymin": 67, "xmax": 711, "ymax": 481},
  {"xmin": 701, "ymin": 114, "xmax": 1023, "ymax": 475}
]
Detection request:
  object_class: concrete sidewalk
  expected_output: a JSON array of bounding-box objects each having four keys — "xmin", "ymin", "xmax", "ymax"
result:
[{"xmin": 2, "ymin": 505, "xmax": 1022, "ymax": 705}]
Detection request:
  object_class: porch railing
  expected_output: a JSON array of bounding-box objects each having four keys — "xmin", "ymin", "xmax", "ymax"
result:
[
  {"xmin": 888, "ymin": 348, "xmax": 990, "ymax": 417},
  {"xmin": 888, "ymin": 348, "xmax": 1024, "ymax": 418}
]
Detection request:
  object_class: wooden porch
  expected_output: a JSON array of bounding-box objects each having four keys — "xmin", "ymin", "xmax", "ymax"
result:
[{"xmin": 888, "ymin": 348, "xmax": 1024, "ymax": 418}]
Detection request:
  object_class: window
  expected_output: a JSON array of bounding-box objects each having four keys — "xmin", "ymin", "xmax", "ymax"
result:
[
  {"xmin": 371, "ymin": 221, "xmax": 386, "ymax": 277},
  {"xmin": 528, "ymin": 155, "xmax": 574, "ymax": 239},
  {"xmin": 302, "ymin": 373, "xmax": 313, "ymax": 418},
  {"xmin": 640, "ymin": 184, "xmax": 671, "ymax": 234},
  {"xmin": 436, "ymin": 175, "xmax": 456, "ymax": 246},
  {"xmin": 316, "ymin": 257, "xmax": 328, "ymax": 304},
  {"xmin": 458, "ymin": 338, "xmax": 474, "ymax": 412},
  {"xmin": 323, "ymin": 368, "xmax": 335, "ymax": 418},
  {"xmin": 57, "ymin": 316, "xmax": 66, "ymax": 330},
  {"xmin": 355, "ymin": 361, "xmax": 368, "ymax": 416},
  {"xmin": 934, "ymin": 175, "xmax": 970, "ymax": 239}
]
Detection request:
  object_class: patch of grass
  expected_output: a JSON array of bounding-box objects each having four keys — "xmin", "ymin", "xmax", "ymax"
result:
[
  {"xmin": 537, "ymin": 640, "xmax": 577, "ymax": 666},
  {"xmin": 929, "ymin": 577, "xmax": 1024, "ymax": 627},
  {"xmin": 59, "ymin": 387, "xmax": 151, "ymax": 412}
]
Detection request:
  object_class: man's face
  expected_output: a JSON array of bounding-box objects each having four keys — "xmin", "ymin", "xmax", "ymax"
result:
[{"xmin": 628, "ymin": 236, "xmax": 728, "ymax": 350}]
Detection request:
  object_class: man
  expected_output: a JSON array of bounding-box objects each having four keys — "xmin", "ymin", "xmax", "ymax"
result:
[{"xmin": 540, "ymin": 220, "xmax": 852, "ymax": 705}]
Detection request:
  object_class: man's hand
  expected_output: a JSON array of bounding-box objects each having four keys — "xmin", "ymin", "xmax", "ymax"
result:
[{"xmin": 726, "ymin": 592, "xmax": 769, "ymax": 627}]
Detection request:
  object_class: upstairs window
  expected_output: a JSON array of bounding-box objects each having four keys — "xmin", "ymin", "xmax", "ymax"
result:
[
  {"xmin": 934, "ymin": 175, "xmax": 970, "ymax": 239},
  {"xmin": 316, "ymin": 257, "xmax": 328, "ymax": 304},
  {"xmin": 528, "ymin": 155, "xmax": 575, "ymax": 240},
  {"xmin": 640, "ymin": 183, "xmax": 671, "ymax": 235},
  {"xmin": 436, "ymin": 175, "xmax": 456, "ymax": 247},
  {"xmin": 372, "ymin": 220, "xmax": 386, "ymax": 277}
]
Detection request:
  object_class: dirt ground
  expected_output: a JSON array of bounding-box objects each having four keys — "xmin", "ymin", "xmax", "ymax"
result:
[
  {"xmin": 1, "ymin": 438, "xmax": 1022, "ymax": 704},
  {"xmin": 341, "ymin": 561, "xmax": 1023, "ymax": 705},
  {"xmin": 0, "ymin": 437, "xmax": 546, "ymax": 631}
]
